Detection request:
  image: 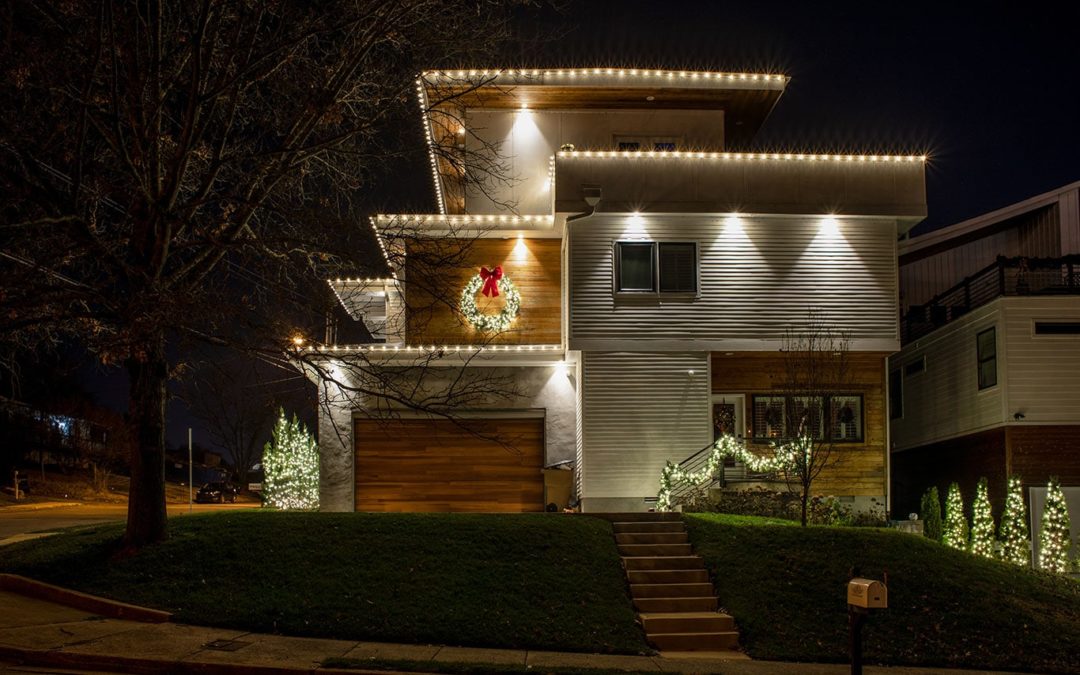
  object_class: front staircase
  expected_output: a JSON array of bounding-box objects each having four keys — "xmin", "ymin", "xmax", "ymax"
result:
[{"xmin": 594, "ymin": 512, "xmax": 739, "ymax": 654}]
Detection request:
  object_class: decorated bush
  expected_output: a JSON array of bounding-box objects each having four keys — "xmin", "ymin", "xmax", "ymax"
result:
[
  {"xmin": 1038, "ymin": 476, "xmax": 1072, "ymax": 574},
  {"xmin": 969, "ymin": 477, "xmax": 995, "ymax": 558},
  {"xmin": 262, "ymin": 409, "xmax": 320, "ymax": 510},
  {"xmin": 943, "ymin": 482, "xmax": 968, "ymax": 551},
  {"xmin": 998, "ymin": 475, "xmax": 1030, "ymax": 566}
]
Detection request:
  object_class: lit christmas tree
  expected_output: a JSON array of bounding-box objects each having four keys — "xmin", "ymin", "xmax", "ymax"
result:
[
  {"xmin": 262, "ymin": 409, "xmax": 320, "ymax": 510},
  {"xmin": 943, "ymin": 482, "xmax": 968, "ymax": 551},
  {"xmin": 969, "ymin": 477, "xmax": 995, "ymax": 558},
  {"xmin": 998, "ymin": 475, "xmax": 1030, "ymax": 566},
  {"xmin": 1038, "ymin": 476, "xmax": 1072, "ymax": 574},
  {"xmin": 920, "ymin": 486, "xmax": 943, "ymax": 542}
]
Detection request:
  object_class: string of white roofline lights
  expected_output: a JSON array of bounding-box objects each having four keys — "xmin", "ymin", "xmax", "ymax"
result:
[
  {"xmin": 301, "ymin": 343, "xmax": 563, "ymax": 353},
  {"xmin": 414, "ymin": 68, "xmax": 926, "ymax": 213}
]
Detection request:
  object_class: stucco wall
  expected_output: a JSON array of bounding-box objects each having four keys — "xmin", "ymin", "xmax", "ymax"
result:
[{"xmin": 313, "ymin": 362, "xmax": 578, "ymax": 512}]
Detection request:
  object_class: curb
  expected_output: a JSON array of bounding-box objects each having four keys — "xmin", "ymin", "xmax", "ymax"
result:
[
  {"xmin": 0, "ymin": 574, "xmax": 172, "ymax": 623},
  {"xmin": 0, "ymin": 645, "xmax": 415, "ymax": 675}
]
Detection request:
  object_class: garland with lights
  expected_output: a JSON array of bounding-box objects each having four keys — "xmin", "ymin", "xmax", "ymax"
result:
[
  {"xmin": 460, "ymin": 266, "xmax": 521, "ymax": 333},
  {"xmin": 262, "ymin": 409, "xmax": 320, "ymax": 511},
  {"xmin": 943, "ymin": 482, "xmax": 968, "ymax": 551},
  {"xmin": 657, "ymin": 434, "xmax": 808, "ymax": 511},
  {"xmin": 1038, "ymin": 476, "xmax": 1072, "ymax": 574},
  {"xmin": 969, "ymin": 477, "xmax": 995, "ymax": 558}
]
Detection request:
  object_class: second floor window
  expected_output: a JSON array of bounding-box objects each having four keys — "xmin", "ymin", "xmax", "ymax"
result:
[
  {"xmin": 615, "ymin": 241, "xmax": 697, "ymax": 294},
  {"xmin": 976, "ymin": 327, "xmax": 997, "ymax": 390}
]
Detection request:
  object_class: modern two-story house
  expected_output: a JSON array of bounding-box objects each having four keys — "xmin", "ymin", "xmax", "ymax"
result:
[
  {"xmin": 890, "ymin": 181, "xmax": 1080, "ymax": 516},
  {"xmin": 312, "ymin": 68, "xmax": 927, "ymax": 514}
]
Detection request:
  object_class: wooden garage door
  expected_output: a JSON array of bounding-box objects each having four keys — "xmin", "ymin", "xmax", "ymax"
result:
[{"xmin": 354, "ymin": 417, "xmax": 544, "ymax": 512}]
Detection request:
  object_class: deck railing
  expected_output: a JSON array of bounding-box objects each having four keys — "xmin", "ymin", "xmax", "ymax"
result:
[{"xmin": 902, "ymin": 254, "xmax": 1080, "ymax": 344}]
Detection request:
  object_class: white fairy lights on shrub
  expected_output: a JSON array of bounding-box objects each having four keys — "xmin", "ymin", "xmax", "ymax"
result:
[
  {"xmin": 943, "ymin": 482, "xmax": 968, "ymax": 551},
  {"xmin": 657, "ymin": 434, "xmax": 803, "ymax": 511},
  {"xmin": 969, "ymin": 477, "xmax": 995, "ymax": 558},
  {"xmin": 460, "ymin": 268, "xmax": 520, "ymax": 333},
  {"xmin": 1038, "ymin": 476, "xmax": 1072, "ymax": 574},
  {"xmin": 999, "ymin": 475, "xmax": 1030, "ymax": 566},
  {"xmin": 262, "ymin": 409, "xmax": 320, "ymax": 511}
]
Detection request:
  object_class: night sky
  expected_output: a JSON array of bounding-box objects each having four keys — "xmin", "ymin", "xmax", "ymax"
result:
[{"xmin": 82, "ymin": 0, "xmax": 1080, "ymax": 454}]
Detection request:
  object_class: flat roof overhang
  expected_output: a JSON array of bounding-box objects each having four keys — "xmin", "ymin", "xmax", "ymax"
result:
[{"xmin": 553, "ymin": 151, "xmax": 928, "ymax": 231}]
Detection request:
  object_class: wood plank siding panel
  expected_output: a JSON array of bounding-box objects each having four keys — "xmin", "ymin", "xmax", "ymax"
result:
[
  {"xmin": 568, "ymin": 215, "xmax": 899, "ymax": 350},
  {"xmin": 354, "ymin": 417, "xmax": 544, "ymax": 512},
  {"xmin": 711, "ymin": 352, "xmax": 888, "ymax": 497},
  {"xmin": 1002, "ymin": 297, "xmax": 1080, "ymax": 423},
  {"xmin": 581, "ymin": 352, "xmax": 711, "ymax": 501},
  {"xmin": 889, "ymin": 302, "xmax": 1004, "ymax": 451},
  {"xmin": 404, "ymin": 238, "xmax": 561, "ymax": 345}
]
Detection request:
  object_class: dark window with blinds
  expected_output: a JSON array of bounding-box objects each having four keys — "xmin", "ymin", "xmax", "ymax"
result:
[
  {"xmin": 659, "ymin": 243, "xmax": 697, "ymax": 292},
  {"xmin": 615, "ymin": 241, "xmax": 697, "ymax": 294},
  {"xmin": 1034, "ymin": 322, "xmax": 1080, "ymax": 335}
]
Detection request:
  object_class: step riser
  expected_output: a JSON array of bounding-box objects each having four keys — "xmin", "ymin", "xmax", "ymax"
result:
[
  {"xmin": 613, "ymin": 522, "xmax": 685, "ymax": 534},
  {"xmin": 642, "ymin": 616, "xmax": 735, "ymax": 633},
  {"xmin": 648, "ymin": 632, "xmax": 740, "ymax": 651},
  {"xmin": 634, "ymin": 597, "xmax": 718, "ymax": 613},
  {"xmin": 618, "ymin": 544, "xmax": 692, "ymax": 557},
  {"xmin": 632, "ymin": 583, "xmax": 715, "ymax": 599},
  {"xmin": 588, "ymin": 512, "xmax": 682, "ymax": 522},
  {"xmin": 627, "ymin": 570, "xmax": 709, "ymax": 584},
  {"xmin": 615, "ymin": 533, "xmax": 688, "ymax": 545},
  {"xmin": 622, "ymin": 556, "xmax": 704, "ymax": 571}
]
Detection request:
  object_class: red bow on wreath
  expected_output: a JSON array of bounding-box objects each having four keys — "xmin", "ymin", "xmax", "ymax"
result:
[{"xmin": 480, "ymin": 265, "xmax": 502, "ymax": 297}]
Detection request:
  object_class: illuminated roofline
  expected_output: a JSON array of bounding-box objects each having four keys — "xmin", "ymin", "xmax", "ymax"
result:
[
  {"xmin": 557, "ymin": 150, "xmax": 927, "ymax": 163},
  {"xmin": 305, "ymin": 343, "xmax": 564, "ymax": 353},
  {"xmin": 373, "ymin": 213, "xmax": 554, "ymax": 227},
  {"xmin": 421, "ymin": 68, "xmax": 789, "ymax": 86}
]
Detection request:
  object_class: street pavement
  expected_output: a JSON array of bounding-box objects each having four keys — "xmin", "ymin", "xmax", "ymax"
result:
[{"xmin": 0, "ymin": 502, "xmax": 254, "ymax": 543}]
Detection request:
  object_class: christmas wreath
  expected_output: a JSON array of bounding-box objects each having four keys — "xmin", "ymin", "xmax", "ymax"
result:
[{"xmin": 460, "ymin": 266, "xmax": 520, "ymax": 332}]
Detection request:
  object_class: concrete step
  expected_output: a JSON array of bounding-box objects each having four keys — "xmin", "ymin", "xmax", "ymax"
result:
[
  {"xmin": 613, "ymin": 521, "xmax": 685, "ymax": 534},
  {"xmin": 622, "ymin": 556, "xmax": 704, "ymax": 571},
  {"xmin": 631, "ymin": 582, "xmax": 715, "ymax": 598},
  {"xmin": 627, "ymin": 569, "xmax": 709, "ymax": 585},
  {"xmin": 640, "ymin": 612, "xmax": 735, "ymax": 634},
  {"xmin": 647, "ymin": 631, "xmax": 740, "ymax": 652},
  {"xmin": 588, "ymin": 512, "xmax": 682, "ymax": 522},
  {"xmin": 634, "ymin": 596, "xmax": 718, "ymax": 613},
  {"xmin": 615, "ymin": 532, "xmax": 688, "ymax": 545},
  {"xmin": 618, "ymin": 543, "xmax": 692, "ymax": 557}
]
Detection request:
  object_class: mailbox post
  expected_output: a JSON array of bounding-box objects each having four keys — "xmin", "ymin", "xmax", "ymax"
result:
[{"xmin": 847, "ymin": 572, "xmax": 887, "ymax": 675}]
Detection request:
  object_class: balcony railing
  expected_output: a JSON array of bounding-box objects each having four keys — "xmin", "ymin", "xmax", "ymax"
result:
[{"xmin": 902, "ymin": 255, "xmax": 1080, "ymax": 344}]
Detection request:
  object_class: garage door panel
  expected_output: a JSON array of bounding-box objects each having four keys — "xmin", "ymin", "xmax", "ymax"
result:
[{"xmin": 354, "ymin": 417, "xmax": 544, "ymax": 512}]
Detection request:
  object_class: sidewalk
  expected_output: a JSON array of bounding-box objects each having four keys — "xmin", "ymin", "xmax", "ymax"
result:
[
  {"xmin": 0, "ymin": 590, "xmax": 1022, "ymax": 675},
  {"xmin": 0, "ymin": 501, "xmax": 82, "ymax": 512}
]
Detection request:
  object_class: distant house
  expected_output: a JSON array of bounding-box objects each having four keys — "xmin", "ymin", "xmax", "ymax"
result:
[
  {"xmin": 313, "ymin": 68, "xmax": 927, "ymax": 513},
  {"xmin": 890, "ymin": 181, "xmax": 1080, "ymax": 515}
]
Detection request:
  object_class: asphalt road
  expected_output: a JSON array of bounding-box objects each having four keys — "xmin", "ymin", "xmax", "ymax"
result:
[{"xmin": 0, "ymin": 502, "xmax": 254, "ymax": 542}]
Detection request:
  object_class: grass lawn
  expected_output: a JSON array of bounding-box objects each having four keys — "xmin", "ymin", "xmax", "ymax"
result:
[
  {"xmin": 685, "ymin": 513, "xmax": 1080, "ymax": 674},
  {"xmin": 0, "ymin": 512, "xmax": 648, "ymax": 655}
]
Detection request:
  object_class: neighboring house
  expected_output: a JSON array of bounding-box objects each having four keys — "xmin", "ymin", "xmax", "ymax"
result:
[
  {"xmin": 890, "ymin": 181, "xmax": 1080, "ymax": 515},
  {"xmin": 314, "ymin": 68, "xmax": 927, "ymax": 513}
]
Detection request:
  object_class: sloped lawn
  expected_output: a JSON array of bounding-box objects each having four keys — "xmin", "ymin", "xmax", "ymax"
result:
[
  {"xmin": 0, "ymin": 512, "xmax": 648, "ymax": 655},
  {"xmin": 685, "ymin": 513, "xmax": 1080, "ymax": 674}
]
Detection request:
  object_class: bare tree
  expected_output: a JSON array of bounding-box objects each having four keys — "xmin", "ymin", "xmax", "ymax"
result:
[
  {"xmin": 0, "ymin": 0, "xmax": 537, "ymax": 548},
  {"xmin": 778, "ymin": 310, "xmax": 852, "ymax": 526}
]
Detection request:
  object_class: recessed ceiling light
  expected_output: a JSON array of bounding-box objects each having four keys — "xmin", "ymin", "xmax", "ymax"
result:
[{"xmin": 645, "ymin": 95, "xmax": 655, "ymax": 101}]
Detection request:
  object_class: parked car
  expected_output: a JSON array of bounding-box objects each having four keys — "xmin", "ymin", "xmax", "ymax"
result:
[{"xmin": 194, "ymin": 482, "xmax": 239, "ymax": 504}]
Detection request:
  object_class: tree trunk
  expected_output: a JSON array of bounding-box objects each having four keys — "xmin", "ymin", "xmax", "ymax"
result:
[
  {"xmin": 800, "ymin": 487, "xmax": 810, "ymax": 527},
  {"xmin": 124, "ymin": 333, "xmax": 169, "ymax": 548}
]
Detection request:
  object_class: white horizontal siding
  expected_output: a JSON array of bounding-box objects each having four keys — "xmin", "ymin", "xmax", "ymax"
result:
[
  {"xmin": 581, "ymin": 351, "xmax": 711, "ymax": 500},
  {"xmin": 1003, "ymin": 297, "xmax": 1080, "ymax": 423},
  {"xmin": 569, "ymin": 214, "xmax": 898, "ymax": 349},
  {"xmin": 889, "ymin": 302, "xmax": 1004, "ymax": 450}
]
